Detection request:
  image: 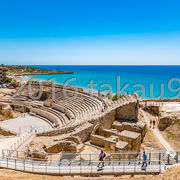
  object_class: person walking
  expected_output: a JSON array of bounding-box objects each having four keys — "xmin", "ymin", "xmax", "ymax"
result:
[
  {"xmin": 141, "ymin": 151, "xmax": 147, "ymax": 169},
  {"xmin": 153, "ymin": 119, "xmax": 156, "ymax": 129},
  {"xmin": 150, "ymin": 119, "xmax": 152, "ymax": 128},
  {"xmin": 97, "ymin": 150, "xmax": 106, "ymax": 168}
]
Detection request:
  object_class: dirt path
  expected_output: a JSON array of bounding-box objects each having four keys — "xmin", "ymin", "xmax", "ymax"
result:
[{"xmin": 141, "ymin": 109, "xmax": 174, "ymax": 152}]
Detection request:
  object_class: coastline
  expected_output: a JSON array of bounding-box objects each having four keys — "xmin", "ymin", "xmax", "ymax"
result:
[{"xmin": 9, "ymin": 71, "xmax": 73, "ymax": 76}]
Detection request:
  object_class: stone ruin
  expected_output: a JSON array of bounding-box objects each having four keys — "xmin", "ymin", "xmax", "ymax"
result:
[
  {"xmin": 90, "ymin": 120, "xmax": 146, "ymax": 158},
  {"xmin": 0, "ymin": 102, "xmax": 15, "ymax": 120},
  {"xmin": 0, "ymin": 83, "xmax": 147, "ymax": 159}
]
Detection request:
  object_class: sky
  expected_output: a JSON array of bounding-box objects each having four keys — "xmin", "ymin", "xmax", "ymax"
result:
[{"xmin": 0, "ymin": 0, "xmax": 180, "ymax": 65}]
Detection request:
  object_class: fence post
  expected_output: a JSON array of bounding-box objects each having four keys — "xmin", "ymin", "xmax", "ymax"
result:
[
  {"xmin": 46, "ymin": 161, "xmax": 47, "ymax": 173},
  {"xmin": 159, "ymin": 153, "xmax": 161, "ymax": 165},
  {"xmin": 23, "ymin": 159, "xmax": 25, "ymax": 171},
  {"xmin": 80, "ymin": 154, "xmax": 82, "ymax": 175},
  {"xmin": 149, "ymin": 153, "xmax": 151, "ymax": 164},
  {"xmin": 128, "ymin": 154, "xmax": 130, "ymax": 165},
  {"xmin": 50, "ymin": 154, "xmax": 52, "ymax": 164},
  {"xmin": 134, "ymin": 159, "xmax": 137, "ymax": 173},
  {"xmin": 119, "ymin": 154, "xmax": 121, "ymax": 165},
  {"xmin": 113, "ymin": 160, "xmax": 114, "ymax": 174},
  {"xmin": 33, "ymin": 160, "xmax": 35, "ymax": 172},
  {"xmin": 91, "ymin": 158, "xmax": 92, "ymax": 175},
  {"xmin": 59, "ymin": 160, "xmax": 60, "ymax": 174},
  {"xmin": 2, "ymin": 149, "xmax": 4, "ymax": 159},
  {"xmin": 89, "ymin": 153, "xmax": 91, "ymax": 165},
  {"xmin": 167, "ymin": 154, "xmax": 170, "ymax": 164},
  {"xmin": 176, "ymin": 152, "xmax": 178, "ymax": 163},
  {"xmin": 123, "ymin": 159, "xmax": 125, "ymax": 173},
  {"xmin": 7, "ymin": 158, "xmax": 8, "ymax": 168},
  {"xmin": 15, "ymin": 159, "xmax": 16, "ymax": 170},
  {"xmin": 70, "ymin": 159, "xmax": 71, "ymax": 175},
  {"xmin": 138, "ymin": 152, "xmax": 141, "ymax": 165}
]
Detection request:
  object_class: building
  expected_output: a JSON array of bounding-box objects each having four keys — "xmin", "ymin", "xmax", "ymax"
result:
[{"xmin": 0, "ymin": 67, "xmax": 7, "ymax": 84}]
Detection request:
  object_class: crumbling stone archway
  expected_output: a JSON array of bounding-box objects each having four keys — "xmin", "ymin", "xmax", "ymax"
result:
[{"xmin": 92, "ymin": 124, "xmax": 103, "ymax": 136}]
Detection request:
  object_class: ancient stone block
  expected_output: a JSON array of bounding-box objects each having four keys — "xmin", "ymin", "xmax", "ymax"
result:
[
  {"xmin": 45, "ymin": 140, "xmax": 77, "ymax": 153},
  {"xmin": 90, "ymin": 135, "xmax": 105, "ymax": 147},
  {"xmin": 102, "ymin": 128, "xmax": 120, "ymax": 138},
  {"xmin": 116, "ymin": 102, "xmax": 139, "ymax": 121},
  {"xmin": 119, "ymin": 130, "xmax": 141, "ymax": 152}
]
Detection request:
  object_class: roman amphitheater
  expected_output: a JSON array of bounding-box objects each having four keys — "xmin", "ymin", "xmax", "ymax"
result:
[{"xmin": 0, "ymin": 82, "xmax": 179, "ymax": 176}]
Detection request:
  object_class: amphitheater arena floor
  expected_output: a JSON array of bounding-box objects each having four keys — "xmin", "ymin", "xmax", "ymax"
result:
[{"xmin": 0, "ymin": 115, "xmax": 53, "ymax": 134}]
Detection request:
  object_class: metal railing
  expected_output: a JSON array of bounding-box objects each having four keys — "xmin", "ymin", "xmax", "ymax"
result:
[
  {"xmin": 3, "ymin": 149, "xmax": 179, "ymax": 164},
  {"xmin": 4, "ymin": 126, "xmax": 52, "ymax": 157},
  {"xmin": 0, "ymin": 156, "xmax": 165, "ymax": 175},
  {"xmin": 1, "ymin": 149, "xmax": 180, "ymax": 175},
  {"xmin": 140, "ymin": 101, "xmax": 163, "ymax": 107}
]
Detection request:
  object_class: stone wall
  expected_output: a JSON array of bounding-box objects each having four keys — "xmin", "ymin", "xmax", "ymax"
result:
[
  {"xmin": 118, "ymin": 130, "xmax": 141, "ymax": 152},
  {"xmin": 90, "ymin": 135, "xmax": 106, "ymax": 147},
  {"xmin": 158, "ymin": 111, "xmax": 180, "ymax": 131},
  {"xmin": 37, "ymin": 122, "xmax": 94, "ymax": 143},
  {"xmin": 11, "ymin": 104, "xmax": 26, "ymax": 113},
  {"xmin": 0, "ymin": 127, "xmax": 16, "ymax": 136},
  {"xmin": 112, "ymin": 121, "xmax": 146, "ymax": 141},
  {"xmin": 71, "ymin": 122, "xmax": 94, "ymax": 142},
  {"xmin": 30, "ymin": 107, "xmax": 60, "ymax": 126},
  {"xmin": 142, "ymin": 106, "xmax": 160, "ymax": 115},
  {"xmin": 116, "ymin": 101, "xmax": 139, "ymax": 121}
]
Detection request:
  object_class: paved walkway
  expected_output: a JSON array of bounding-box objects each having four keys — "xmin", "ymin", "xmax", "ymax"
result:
[
  {"xmin": 0, "ymin": 158, "xmax": 164, "ymax": 175},
  {"xmin": 141, "ymin": 110, "xmax": 174, "ymax": 152}
]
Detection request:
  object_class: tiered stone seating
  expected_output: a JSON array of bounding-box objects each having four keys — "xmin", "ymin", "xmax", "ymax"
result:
[
  {"xmin": 17, "ymin": 84, "xmax": 104, "ymax": 128},
  {"xmin": 51, "ymin": 89, "xmax": 103, "ymax": 126}
]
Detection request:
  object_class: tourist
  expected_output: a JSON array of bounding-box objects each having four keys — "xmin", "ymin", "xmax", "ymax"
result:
[
  {"xmin": 150, "ymin": 119, "xmax": 152, "ymax": 128},
  {"xmin": 141, "ymin": 151, "xmax": 147, "ymax": 169},
  {"xmin": 97, "ymin": 150, "xmax": 106, "ymax": 168},
  {"xmin": 153, "ymin": 120, "xmax": 156, "ymax": 129}
]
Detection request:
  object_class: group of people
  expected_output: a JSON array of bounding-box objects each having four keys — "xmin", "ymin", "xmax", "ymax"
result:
[{"xmin": 97, "ymin": 150, "xmax": 148, "ymax": 170}]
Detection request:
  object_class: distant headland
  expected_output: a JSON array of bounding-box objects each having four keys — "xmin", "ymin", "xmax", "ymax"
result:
[{"xmin": 1, "ymin": 65, "xmax": 73, "ymax": 77}]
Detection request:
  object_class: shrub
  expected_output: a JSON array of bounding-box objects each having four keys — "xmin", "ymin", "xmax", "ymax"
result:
[
  {"xmin": 112, "ymin": 94, "xmax": 124, "ymax": 101},
  {"xmin": 4, "ymin": 77, "xmax": 13, "ymax": 83},
  {"xmin": 167, "ymin": 132, "xmax": 173, "ymax": 139}
]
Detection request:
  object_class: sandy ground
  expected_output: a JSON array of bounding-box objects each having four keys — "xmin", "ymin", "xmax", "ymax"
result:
[
  {"xmin": 0, "ymin": 136, "xmax": 21, "ymax": 156},
  {"xmin": 138, "ymin": 110, "xmax": 165, "ymax": 152},
  {"xmin": 161, "ymin": 124, "xmax": 180, "ymax": 150},
  {"xmin": 0, "ymin": 115, "xmax": 53, "ymax": 156},
  {"xmin": 0, "ymin": 88, "xmax": 15, "ymax": 94},
  {"xmin": 160, "ymin": 102, "xmax": 180, "ymax": 114},
  {"xmin": 0, "ymin": 115, "xmax": 52, "ymax": 134},
  {"xmin": 157, "ymin": 102, "xmax": 180, "ymax": 150}
]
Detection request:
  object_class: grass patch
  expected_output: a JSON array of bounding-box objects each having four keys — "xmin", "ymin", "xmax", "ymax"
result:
[
  {"xmin": 167, "ymin": 131, "xmax": 173, "ymax": 139},
  {"xmin": 178, "ymin": 121, "xmax": 180, "ymax": 126}
]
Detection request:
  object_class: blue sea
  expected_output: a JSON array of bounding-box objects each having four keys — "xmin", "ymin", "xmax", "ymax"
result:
[{"xmin": 24, "ymin": 65, "xmax": 180, "ymax": 99}]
